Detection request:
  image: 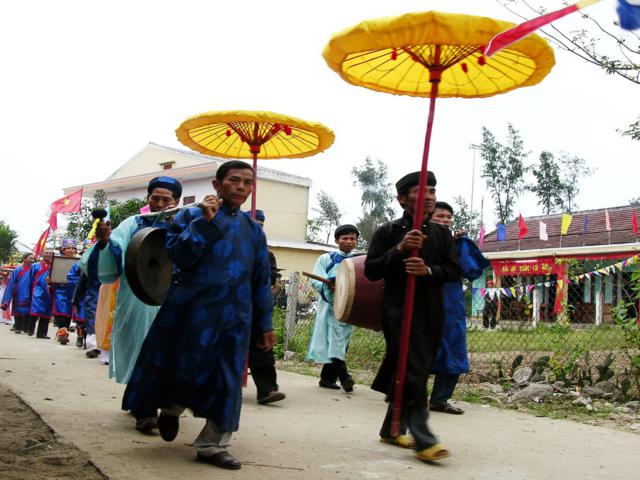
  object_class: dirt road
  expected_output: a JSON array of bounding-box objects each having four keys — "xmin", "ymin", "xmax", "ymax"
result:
[{"xmin": 1, "ymin": 326, "xmax": 638, "ymax": 480}]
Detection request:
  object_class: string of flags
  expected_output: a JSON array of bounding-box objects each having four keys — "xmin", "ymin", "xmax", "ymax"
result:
[
  {"xmin": 473, "ymin": 254, "xmax": 639, "ymax": 299},
  {"xmin": 482, "ymin": 208, "xmax": 640, "ymax": 243}
]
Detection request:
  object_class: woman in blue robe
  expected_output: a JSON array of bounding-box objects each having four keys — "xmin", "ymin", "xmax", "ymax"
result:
[
  {"xmin": 28, "ymin": 250, "xmax": 54, "ymax": 338},
  {"xmin": 430, "ymin": 202, "xmax": 490, "ymax": 414},
  {"xmin": 1, "ymin": 253, "xmax": 35, "ymax": 333},
  {"xmin": 123, "ymin": 161, "xmax": 274, "ymax": 471}
]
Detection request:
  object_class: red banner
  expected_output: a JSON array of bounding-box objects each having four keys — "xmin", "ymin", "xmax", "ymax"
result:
[
  {"xmin": 50, "ymin": 188, "xmax": 82, "ymax": 214},
  {"xmin": 492, "ymin": 259, "xmax": 557, "ymax": 276}
]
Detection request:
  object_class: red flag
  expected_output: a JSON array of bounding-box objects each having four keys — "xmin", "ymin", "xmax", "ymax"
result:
[
  {"xmin": 48, "ymin": 213, "xmax": 58, "ymax": 231},
  {"xmin": 50, "ymin": 188, "xmax": 83, "ymax": 214},
  {"xmin": 518, "ymin": 214, "xmax": 528, "ymax": 240},
  {"xmin": 33, "ymin": 226, "xmax": 51, "ymax": 258},
  {"xmin": 632, "ymin": 210, "xmax": 639, "ymax": 235}
]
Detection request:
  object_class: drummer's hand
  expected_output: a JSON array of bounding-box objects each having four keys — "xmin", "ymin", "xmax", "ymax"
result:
[
  {"xmin": 257, "ymin": 330, "xmax": 276, "ymax": 351},
  {"xmin": 96, "ymin": 220, "xmax": 112, "ymax": 249},
  {"xmin": 328, "ymin": 277, "xmax": 336, "ymax": 291},
  {"xmin": 200, "ymin": 195, "xmax": 224, "ymax": 222},
  {"xmin": 403, "ymin": 257, "xmax": 430, "ymax": 276},
  {"xmin": 396, "ymin": 230, "xmax": 426, "ymax": 254}
]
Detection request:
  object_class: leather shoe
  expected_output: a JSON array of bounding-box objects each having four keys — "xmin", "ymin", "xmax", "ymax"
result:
[
  {"xmin": 135, "ymin": 416, "xmax": 158, "ymax": 434},
  {"xmin": 196, "ymin": 451, "xmax": 241, "ymax": 470},
  {"xmin": 158, "ymin": 413, "xmax": 179, "ymax": 442},
  {"xmin": 319, "ymin": 380, "xmax": 340, "ymax": 390},
  {"xmin": 36, "ymin": 335, "xmax": 51, "ymax": 339},
  {"xmin": 429, "ymin": 402, "xmax": 464, "ymax": 415},
  {"xmin": 257, "ymin": 391, "xmax": 286, "ymax": 405},
  {"xmin": 85, "ymin": 349, "xmax": 100, "ymax": 358},
  {"xmin": 341, "ymin": 376, "xmax": 355, "ymax": 393}
]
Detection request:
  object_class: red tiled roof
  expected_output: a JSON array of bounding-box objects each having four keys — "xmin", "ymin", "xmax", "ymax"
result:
[{"xmin": 481, "ymin": 205, "xmax": 640, "ymax": 253}]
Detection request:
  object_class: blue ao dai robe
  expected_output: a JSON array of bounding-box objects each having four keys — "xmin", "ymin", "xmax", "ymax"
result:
[
  {"xmin": 80, "ymin": 215, "xmax": 167, "ymax": 383},
  {"xmin": 307, "ymin": 251, "xmax": 354, "ymax": 363},
  {"xmin": 122, "ymin": 204, "xmax": 273, "ymax": 432},
  {"xmin": 29, "ymin": 262, "xmax": 52, "ymax": 319},
  {"xmin": 1, "ymin": 265, "xmax": 33, "ymax": 316},
  {"xmin": 432, "ymin": 236, "xmax": 490, "ymax": 375}
]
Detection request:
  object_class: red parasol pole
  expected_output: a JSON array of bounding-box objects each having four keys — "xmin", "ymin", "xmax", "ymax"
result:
[
  {"xmin": 390, "ymin": 49, "xmax": 442, "ymax": 437},
  {"xmin": 250, "ymin": 147, "xmax": 259, "ymax": 220}
]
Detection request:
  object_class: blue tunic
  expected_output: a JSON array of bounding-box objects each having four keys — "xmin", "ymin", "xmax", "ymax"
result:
[
  {"xmin": 432, "ymin": 236, "xmax": 490, "ymax": 375},
  {"xmin": 1, "ymin": 265, "xmax": 33, "ymax": 316},
  {"xmin": 123, "ymin": 204, "xmax": 273, "ymax": 432},
  {"xmin": 306, "ymin": 251, "xmax": 354, "ymax": 363},
  {"xmin": 29, "ymin": 262, "xmax": 52, "ymax": 319}
]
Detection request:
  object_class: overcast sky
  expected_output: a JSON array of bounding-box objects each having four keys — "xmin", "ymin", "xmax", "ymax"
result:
[{"xmin": 1, "ymin": 0, "xmax": 638, "ymax": 247}]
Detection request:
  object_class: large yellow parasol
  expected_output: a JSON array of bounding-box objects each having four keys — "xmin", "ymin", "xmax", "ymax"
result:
[
  {"xmin": 323, "ymin": 11, "xmax": 555, "ymax": 436},
  {"xmin": 176, "ymin": 110, "xmax": 335, "ymax": 215}
]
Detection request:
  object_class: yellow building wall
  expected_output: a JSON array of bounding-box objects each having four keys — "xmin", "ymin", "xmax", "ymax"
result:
[
  {"xmin": 270, "ymin": 247, "xmax": 328, "ymax": 277},
  {"xmin": 109, "ymin": 146, "xmax": 207, "ymax": 180},
  {"xmin": 255, "ymin": 181, "xmax": 309, "ymax": 242}
]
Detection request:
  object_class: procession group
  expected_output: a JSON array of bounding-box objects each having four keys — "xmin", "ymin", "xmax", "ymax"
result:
[{"xmin": 1, "ymin": 160, "xmax": 490, "ymax": 470}]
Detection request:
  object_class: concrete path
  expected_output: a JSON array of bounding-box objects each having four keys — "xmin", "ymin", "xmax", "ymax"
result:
[{"xmin": 1, "ymin": 325, "xmax": 638, "ymax": 480}]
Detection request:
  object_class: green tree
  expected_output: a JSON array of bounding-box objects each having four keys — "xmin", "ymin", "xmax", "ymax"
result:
[
  {"xmin": 305, "ymin": 218, "xmax": 322, "ymax": 243},
  {"xmin": 480, "ymin": 124, "xmax": 528, "ymax": 224},
  {"xmin": 558, "ymin": 153, "xmax": 594, "ymax": 211},
  {"xmin": 629, "ymin": 196, "xmax": 640, "ymax": 206},
  {"xmin": 312, "ymin": 191, "xmax": 342, "ymax": 243},
  {"xmin": 108, "ymin": 198, "xmax": 147, "ymax": 228},
  {"xmin": 65, "ymin": 190, "xmax": 108, "ymax": 240},
  {"xmin": 530, "ymin": 151, "xmax": 564, "ymax": 214},
  {"xmin": 451, "ymin": 196, "xmax": 481, "ymax": 240},
  {"xmin": 351, "ymin": 157, "xmax": 395, "ymax": 248},
  {"xmin": 0, "ymin": 220, "xmax": 18, "ymax": 263}
]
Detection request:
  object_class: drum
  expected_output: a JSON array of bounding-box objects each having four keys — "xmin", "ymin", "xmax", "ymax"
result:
[
  {"xmin": 50, "ymin": 255, "xmax": 78, "ymax": 284},
  {"xmin": 125, "ymin": 227, "xmax": 173, "ymax": 306},
  {"xmin": 333, "ymin": 255, "xmax": 383, "ymax": 331}
]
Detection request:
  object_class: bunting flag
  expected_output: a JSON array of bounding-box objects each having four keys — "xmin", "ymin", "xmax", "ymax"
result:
[
  {"xmin": 605, "ymin": 208, "xmax": 612, "ymax": 231},
  {"xmin": 33, "ymin": 226, "xmax": 51, "ymax": 258},
  {"xmin": 483, "ymin": 0, "xmax": 604, "ymax": 57},
  {"xmin": 139, "ymin": 204, "xmax": 151, "ymax": 214},
  {"xmin": 478, "ymin": 224, "xmax": 486, "ymax": 248},
  {"xmin": 539, "ymin": 221, "xmax": 548, "ymax": 241},
  {"xmin": 497, "ymin": 223, "xmax": 507, "ymax": 241},
  {"xmin": 50, "ymin": 188, "xmax": 83, "ymax": 214},
  {"xmin": 561, "ymin": 213, "xmax": 573, "ymax": 235},
  {"xmin": 583, "ymin": 215, "xmax": 589, "ymax": 235},
  {"xmin": 518, "ymin": 214, "xmax": 528, "ymax": 240},
  {"xmin": 633, "ymin": 210, "xmax": 639, "ymax": 235}
]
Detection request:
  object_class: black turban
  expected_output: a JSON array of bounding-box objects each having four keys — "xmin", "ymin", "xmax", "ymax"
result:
[
  {"xmin": 395, "ymin": 171, "xmax": 436, "ymax": 195},
  {"xmin": 148, "ymin": 176, "xmax": 183, "ymax": 199}
]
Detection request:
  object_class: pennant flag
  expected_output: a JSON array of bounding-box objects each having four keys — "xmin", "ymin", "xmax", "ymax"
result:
[
  {"xmin": 478, "ymin": 224, "xmax": 486, "ymax": 248},
  {"xmin": 33, "ymin": 226, "xmax": 51, "ymax": 258},
  {"xmin": 497, "ymin": 223, "xmax": 507, "ymax": 241},
  {"xmin": 583, "ymin": 215, "xmax": 588, "ymax": 235},
  {"xmin": 561, "ymin": 213, "xmax": 573, "ymax": 235},
  {"xmin": 510, "ymin": 287, "xmax": 517, "ymax": 298},
  {"xmin": 139, "ymin": 204, "xmax": 151, "ymax": 214},
  {"xmin": 605, "ymin": 209, "xmax": 612, "ymax": 231},
  {"xmin": 479, "ymin": 288, "xmax": 486, "ymax": 298},
  {"xmin": 632, "ymin": 210, "xmax": 639, "ymax": 235},
  {"xmin": 518, "ymin": 214, "xmax": 528, "ymax": 240},
  {"xmin": 50, "ymin": 188, "xmax": 83, "ymax": 214},
  {"xmin": 483, "ymin": 0, "xmax": 604, "ymax": 57},
  {"xmin": 539, "ymin": 221, "xmax": 548, "ymax": 241},
  {"xmin": 48, "ymin": 213, "xmax": 58, "ymax": 232},
  {"xmin": 526, "ymin": 285, "xmax": 535, "ymax": 293}
]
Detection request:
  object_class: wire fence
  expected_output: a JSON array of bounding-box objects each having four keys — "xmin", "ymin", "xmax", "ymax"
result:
[{"xmin": 273, "ymin": 258, "xmax": 640, "ymax": 397}]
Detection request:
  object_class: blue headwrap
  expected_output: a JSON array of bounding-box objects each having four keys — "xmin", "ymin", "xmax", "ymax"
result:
[{"xmin": 148, "ymin": 176, "xmax": 182, "ymax": 199}]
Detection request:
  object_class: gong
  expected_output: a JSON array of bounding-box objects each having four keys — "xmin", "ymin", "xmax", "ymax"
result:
[{"xmin": 125, "ymin": 227, "xmax": 173, "ymax": 306}]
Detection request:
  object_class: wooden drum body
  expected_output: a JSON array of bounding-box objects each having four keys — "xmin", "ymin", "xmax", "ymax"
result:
[{"xmin": 333, "ymin": 255, "xmax": 383, "ymax": 331}]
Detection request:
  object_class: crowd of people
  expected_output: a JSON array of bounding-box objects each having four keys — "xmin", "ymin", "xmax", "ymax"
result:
[{"xmin": 0, "ymin": 162, "xmax": 491, "ymax": 469}]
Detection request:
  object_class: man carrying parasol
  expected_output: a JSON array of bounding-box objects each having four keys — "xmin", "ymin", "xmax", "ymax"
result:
[{"xmin": 365, "ymin": 171, "xmax": 460, "ymax": 462}]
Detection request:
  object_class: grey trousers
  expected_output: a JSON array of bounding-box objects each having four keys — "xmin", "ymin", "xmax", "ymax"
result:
[{"xmin": 162, "ymin": 405, "xmax": 232, "ymax": 456}]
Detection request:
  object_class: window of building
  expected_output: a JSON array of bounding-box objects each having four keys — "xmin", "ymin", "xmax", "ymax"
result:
[{"xmin": 159, "ymin": 161, "xmax": 175, "ymax": 170}]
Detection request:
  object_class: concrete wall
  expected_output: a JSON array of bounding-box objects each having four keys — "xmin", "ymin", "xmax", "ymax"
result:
[
  {"xmin": 108, "ymin": 146, "xmax": 208, "ymax": 180},
  {"xmin": 270, "ymin": 246, "xmax": 324, "ymax": 277}
]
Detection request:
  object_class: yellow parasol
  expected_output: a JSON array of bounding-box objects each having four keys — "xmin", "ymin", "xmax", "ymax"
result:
[
  {"xmin": 323, "ymin": 11, "xmax": 555, "ymax": 436},
  {"xmin": 176, "ymin": 110, "xmax": 335, "ymax": 216}
]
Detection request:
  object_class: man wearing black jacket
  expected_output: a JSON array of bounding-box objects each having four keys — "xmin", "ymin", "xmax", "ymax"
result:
[{"xmin": 365, "ymin": 171, "xmax": 460, "ymax": 463}]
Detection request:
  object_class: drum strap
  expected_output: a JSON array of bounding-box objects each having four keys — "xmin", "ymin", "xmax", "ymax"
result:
[{"xmin": 319, "ymin": 252, "xmax": 348, "ymax": 304}]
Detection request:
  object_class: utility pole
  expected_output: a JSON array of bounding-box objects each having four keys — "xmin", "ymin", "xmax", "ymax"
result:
[{"xmin": 469, "ymin": 143, "xmax": 481, "ymax": 213}]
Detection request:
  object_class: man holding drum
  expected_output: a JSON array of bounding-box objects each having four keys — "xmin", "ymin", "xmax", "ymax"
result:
[
  {"xmin": 307, "ymin": 224, "xmax": 359, "ymax": 392},
  {"xmin": 80, "ymin": 175, "xmax": 182, "ymax": 433},
  {"xmin": 365, "ymin": 171, "xmax": 460, "ymax": 463}
]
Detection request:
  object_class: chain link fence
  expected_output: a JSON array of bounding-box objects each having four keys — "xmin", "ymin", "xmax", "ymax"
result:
[{"xmin": 273, "ymin": 257, "xmax": 640, "ymax": 397}]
